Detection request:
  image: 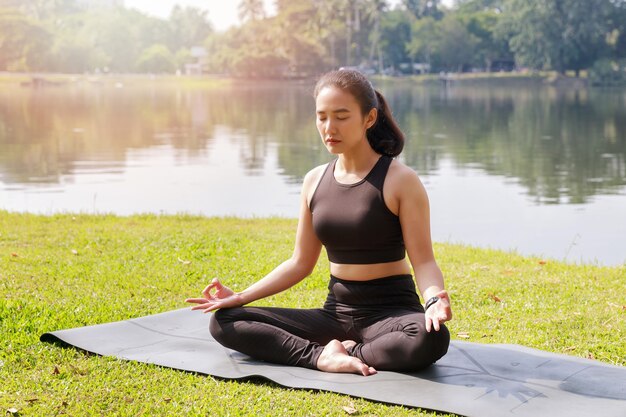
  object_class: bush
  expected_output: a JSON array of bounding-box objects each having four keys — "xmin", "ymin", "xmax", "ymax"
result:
[
  {"xmin": 589, "ymin": 58, "xmax": 626, "ymax": 86},
  {"xmin": 135, "ymin": 44, "xmax": 176, "ymax": 74}
]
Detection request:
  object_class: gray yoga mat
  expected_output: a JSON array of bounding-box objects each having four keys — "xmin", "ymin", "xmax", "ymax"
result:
[{"xmin": 41, "ymin": 308, "xmax": 626, "ymax": 417}]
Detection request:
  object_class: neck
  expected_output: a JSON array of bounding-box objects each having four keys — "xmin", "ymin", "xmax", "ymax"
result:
[{"xmin": 337, "ymin": 144, "xmax": 380, "ymax": 173}]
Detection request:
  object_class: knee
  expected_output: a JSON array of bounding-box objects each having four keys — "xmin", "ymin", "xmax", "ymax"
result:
[
  {"xmin": 208, "ymin": 311, "xmax": 224, "ymax": 342},
  {"xmin": 405, "ymin": 322, "xmax": 450, "ymax": 370},
  {"xmin": 208, "ymin": 308, "xmax": 237, "ymax": 344},
  {"xmin": 427, "ymin": 324, "xmax": 450, "ymax": 361}
]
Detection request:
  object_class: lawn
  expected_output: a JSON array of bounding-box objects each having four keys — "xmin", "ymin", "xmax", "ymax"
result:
[{"xmin": 1, "ymin": 212, "xmax": 624, "ymax": 416}]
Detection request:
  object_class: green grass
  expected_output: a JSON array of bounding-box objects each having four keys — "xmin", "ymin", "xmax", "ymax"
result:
[{"xmin": 1, "ymin": 212, "xmax": 624, "ymax": 416}]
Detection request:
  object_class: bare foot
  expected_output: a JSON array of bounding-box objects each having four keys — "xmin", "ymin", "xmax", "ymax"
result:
[
  {"xmin": 317, "ymin": 340, "xmax": 376, "ymax": 376},
  {"xmin": 341, "ymin": 340, "xmax": 357, "ymax": 351}
]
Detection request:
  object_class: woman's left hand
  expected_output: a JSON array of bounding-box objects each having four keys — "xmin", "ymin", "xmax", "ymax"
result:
[{"xmin": 425, "ymin": 290, "xmax": 452, "ymax": 332}]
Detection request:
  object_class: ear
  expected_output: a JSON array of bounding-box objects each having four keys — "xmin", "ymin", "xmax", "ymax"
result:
[{"xmin": 365, "ymin": 107, "xmax": 378, "ymax": 129}]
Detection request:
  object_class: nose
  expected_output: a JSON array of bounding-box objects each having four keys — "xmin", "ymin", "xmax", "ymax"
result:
[{"xmin": 323, "ymin": 118, "xmax": 337, "ymax": 134}]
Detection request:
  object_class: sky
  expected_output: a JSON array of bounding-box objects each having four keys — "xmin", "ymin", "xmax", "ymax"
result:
[
  {"xmin": 123, "ymin": 0, "xmax": 454, "ymax": 32},
  {"xmin": 123, "ymin": 0, "xmax": 274, "ymax": 31}
]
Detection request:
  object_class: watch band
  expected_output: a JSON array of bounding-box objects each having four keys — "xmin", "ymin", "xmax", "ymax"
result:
[{"xmin": 425, "ymin": 296, "xmax": 440, "ymax": 312}]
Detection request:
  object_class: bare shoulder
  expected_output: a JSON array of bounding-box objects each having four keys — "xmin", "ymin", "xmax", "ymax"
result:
[
  {"xmin": 386, "ymin": 158, "xmax": 426, "ymax": 197},
  {"xmin": 303, "ymin": 163, "xmax": 329, "ymax": 187},
  {"xmin": 303, "ymin": 162, "xmax": 331, "ymax": 202},
  {"xmin": 381, "ymin": 158, "xmax": 428, "ymax": 215}
]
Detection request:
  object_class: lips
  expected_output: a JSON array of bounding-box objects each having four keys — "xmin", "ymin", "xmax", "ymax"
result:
[{"xmin": 325, "ymin": 138, "xmax": 340, "ymax": 144}]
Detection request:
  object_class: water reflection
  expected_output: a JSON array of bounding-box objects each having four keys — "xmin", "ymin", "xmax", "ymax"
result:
[
  {"xmin": 1, "ymin": 81, "xmax": 625, "ymax": 264},
  {"xmin": 384, "ymin": 83, "xmax": 626, "ymax": 204},
  {"xmin": 2, "ymin": 82, "xmax": 625, "ymax": 203}
]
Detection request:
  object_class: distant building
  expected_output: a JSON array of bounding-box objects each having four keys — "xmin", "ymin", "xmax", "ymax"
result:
[{"xmin": 185, "ymin": 47, "xmax": 208, "ymax": 75}]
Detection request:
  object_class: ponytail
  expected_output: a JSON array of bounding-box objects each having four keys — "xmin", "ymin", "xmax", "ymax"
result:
[
  {"xmin": 314, "ymin": 69, "xmax": 405, "ymax": 157},
  {"xmin": 368, "ymin": 90, "xmax": 404, "ymax": 157}
]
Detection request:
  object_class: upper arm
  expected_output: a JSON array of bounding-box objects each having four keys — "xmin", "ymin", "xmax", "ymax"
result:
[
  {"xmin": 385, "ymin": 162, "xmax": 441, "ymax": 283},
  {"xmin": 290, "ymin": 166, "xmax": 325, "ymax": 274},
  {"xmin": 395, "ymin": 168, "xmax": 436, "ymax": 268}
]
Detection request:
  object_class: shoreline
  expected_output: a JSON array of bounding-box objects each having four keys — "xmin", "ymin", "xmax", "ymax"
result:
[
  {"xmin": 0, "ymin": 70, "xmax": 593, "ymax": 89},
  {"xmin": 1, "ymin": 210, "xmax": 623, "ymax": 268}
]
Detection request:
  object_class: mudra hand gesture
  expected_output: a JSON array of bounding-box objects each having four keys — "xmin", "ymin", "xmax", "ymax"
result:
[{"xmin": 185, "ymin": 278, "xmax": 243, "ymax": 313}]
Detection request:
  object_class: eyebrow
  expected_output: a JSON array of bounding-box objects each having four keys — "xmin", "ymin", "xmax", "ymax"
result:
[{"xmin": 317, "ymin": 108, "xmax": 351, "ymax": 115}]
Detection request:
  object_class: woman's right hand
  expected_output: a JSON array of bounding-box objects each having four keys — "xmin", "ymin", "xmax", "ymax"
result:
[{"xmin": 185, "ymin": 278, "xmax": 244, "ymax": 313}]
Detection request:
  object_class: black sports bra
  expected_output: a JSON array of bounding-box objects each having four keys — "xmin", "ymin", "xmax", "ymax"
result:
[{"xmin": 309, "ymin": 156, "xmax": 406, "ymax": 264}]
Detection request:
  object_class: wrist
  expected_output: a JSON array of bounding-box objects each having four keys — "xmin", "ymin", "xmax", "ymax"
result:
[
  {"xmin": 424, "ymin": 296, "xmax": 439, "ymax": 312},
  {"xmin": 233, "ymin": 291, "xmax": 247, "ymax": 306}
]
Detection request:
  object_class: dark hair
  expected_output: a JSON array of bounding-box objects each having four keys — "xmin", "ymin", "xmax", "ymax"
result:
[{"xmin": 313, "ymin": 69, "xmax": 404, "ymax": 157}]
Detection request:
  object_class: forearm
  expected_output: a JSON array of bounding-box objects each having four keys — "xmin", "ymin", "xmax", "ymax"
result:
[
  {"xmin": 237, "ymin": 258, "xmax": 311, "ymax": 305},
  {"xmin": 414, "ymin": 260, "xmax": 446, "ymax": 301}
]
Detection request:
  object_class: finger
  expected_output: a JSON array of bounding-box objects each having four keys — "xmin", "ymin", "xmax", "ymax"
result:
[
  {"xmin": 432, "ymin": 317, "xmax": 441, "ymax": 332},
  {"xmin": 202, "ymin": 283, "xmax": 219, "ymax": 299},
  {"xmin": 210, "ymin": 277, "xmax": 223, "ymax": 291},
  {"xmin": 185, "ymin": 298, "xmax": 208, "ymax": 304},
  {"xmin": 202, "ymin": 305, "xmax": 220, "ymax": 314},
  {"xmin": 190, "ymin": 302, "xmax": 215, "ymax": 311},
  {"xmin": 425, "ymin": 315, "xmax": 432, "ymax": 332}
]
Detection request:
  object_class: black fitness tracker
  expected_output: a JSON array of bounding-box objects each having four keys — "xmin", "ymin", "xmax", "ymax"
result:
[{"xmin": 425, "ymin": 296, "xmax": 440, "ymax": 311}]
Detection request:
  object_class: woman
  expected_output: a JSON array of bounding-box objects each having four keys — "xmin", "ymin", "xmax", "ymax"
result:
[{"xmin": 186, "ymin": 69, "xmax": 452, "ymax": 376}]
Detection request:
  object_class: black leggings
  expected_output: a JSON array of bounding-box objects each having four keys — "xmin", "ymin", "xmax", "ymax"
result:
[{"xmin": 209, "ymin": 274, "xmax": 450, "ymax": 372}]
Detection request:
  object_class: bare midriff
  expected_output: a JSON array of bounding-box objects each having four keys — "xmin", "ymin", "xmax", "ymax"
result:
[{"xmin": 329, "ymin": 258, "xmax": 412, "ymax": 281}]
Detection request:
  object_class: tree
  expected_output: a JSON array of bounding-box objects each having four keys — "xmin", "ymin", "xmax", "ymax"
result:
[
  {"xmin": 363, "ymin": 0, "xmax": 387, "ymax": 72},
  {"xmin": 608, "ymin": 1, "xmax": 626, "ymax": 59},
  {"xmin": 310, "ymin": 0, "xmax": 344, "ymax": 68},
  {"xmin": 406, "ymin": 17, "xmax": 441, "ymax": 69},
  {"xmin": 456, "ymin": 9, "xmax": 512, "ymax": 71},
  {"xmin": 271, "ymin": 0, "xmax": 329, "ymax": 75},
  {"xmin": 135, "ymin": 44, "xmax": 176, "ymax": 73},
  {"xmin": 169, "ymin": 5, "xmax": 212, "ymax": 50},
  {"xmin": 499, "ymin": 0, "xmax": 614, "ymax": 75},
  {"xmin": 0, "ymin": 8, "xmax": 51, "ymax": 70},
  {"xmin": 136, "ymin": 15, "xmax": 174, "ymax": 54},
  {"xmin": 402, "ymin": 0, "xmax": 443, "ymax": 19},
  {"xmin": 455, "ymin": 0, "xmax": 505, "ymax": 13},
  {"xmin": 379, "ymin": 9, "xmax": 412, "ymax": 71},
  {"xmin": 0, "ymin": 0, "xmax": 77, "ymax": 20},
  {"xmin": 436, "ymin": 15, "xmax": 478, "ymax": 71},
  {"xmin": 238, "ymin": 0, "xmax": 265, "ymax": 23}
]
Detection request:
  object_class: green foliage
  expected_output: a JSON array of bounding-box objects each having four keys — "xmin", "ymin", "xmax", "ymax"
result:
[
  {"xmin": 456, "ymin": 9, "xmax": 512, "ymax": 70},
  {"xmin": 500, "ymin": 0, "xmax": 616, "ymax": 74},
  {"xmin": 0, "ymin": 8, "xmax": 50, "ymax": 70},
  {"xmin": 0, "ymin": 3, "xmax": 210, "ymax": 73},
  {"xmin": 379, "ymin": 10, "xmax": 412, "ymax": 71},
  {"xmin": 402, "ymin": 0, "xmax": 444, "ymax": 19},
  {"xmin": 135, "ymin": 44, "xmax": 176, "ymax": 73},
  {"xmin": 436, "ymin": 15, "xmax": 479, "ymax": 71},
  {"xmin": 238, "ymin": 0, "xmax": 266, "ymax": 22},
  {"xmin": 0, "ymin": 0, "xmax": 626, "ymax": 76},
  {"xmin": 168, "ymin": 6, "xmax": 213, "ymax": 51},
  {"xmin": 589, "ymin": 58, "xmax": 626, "ymax": 86},
  {"xmin": 0, "ymin": 212, "xmax": 624, "ymax": 415},
  {"xmin": 456, "ymin": 0, "xmax": 505, "ymax": 13},
  {"xmin": 407, "ymin": 15, "xmax": 479, "ymax": 71},
  {"xmin": 406, "ymin": 17, "xmax": 441, "ymax": 66}
]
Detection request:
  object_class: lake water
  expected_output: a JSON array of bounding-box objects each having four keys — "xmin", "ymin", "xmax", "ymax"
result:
[{"xmin": 1, "ymin": 79, "xmax": 625, "ymax": 266}]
